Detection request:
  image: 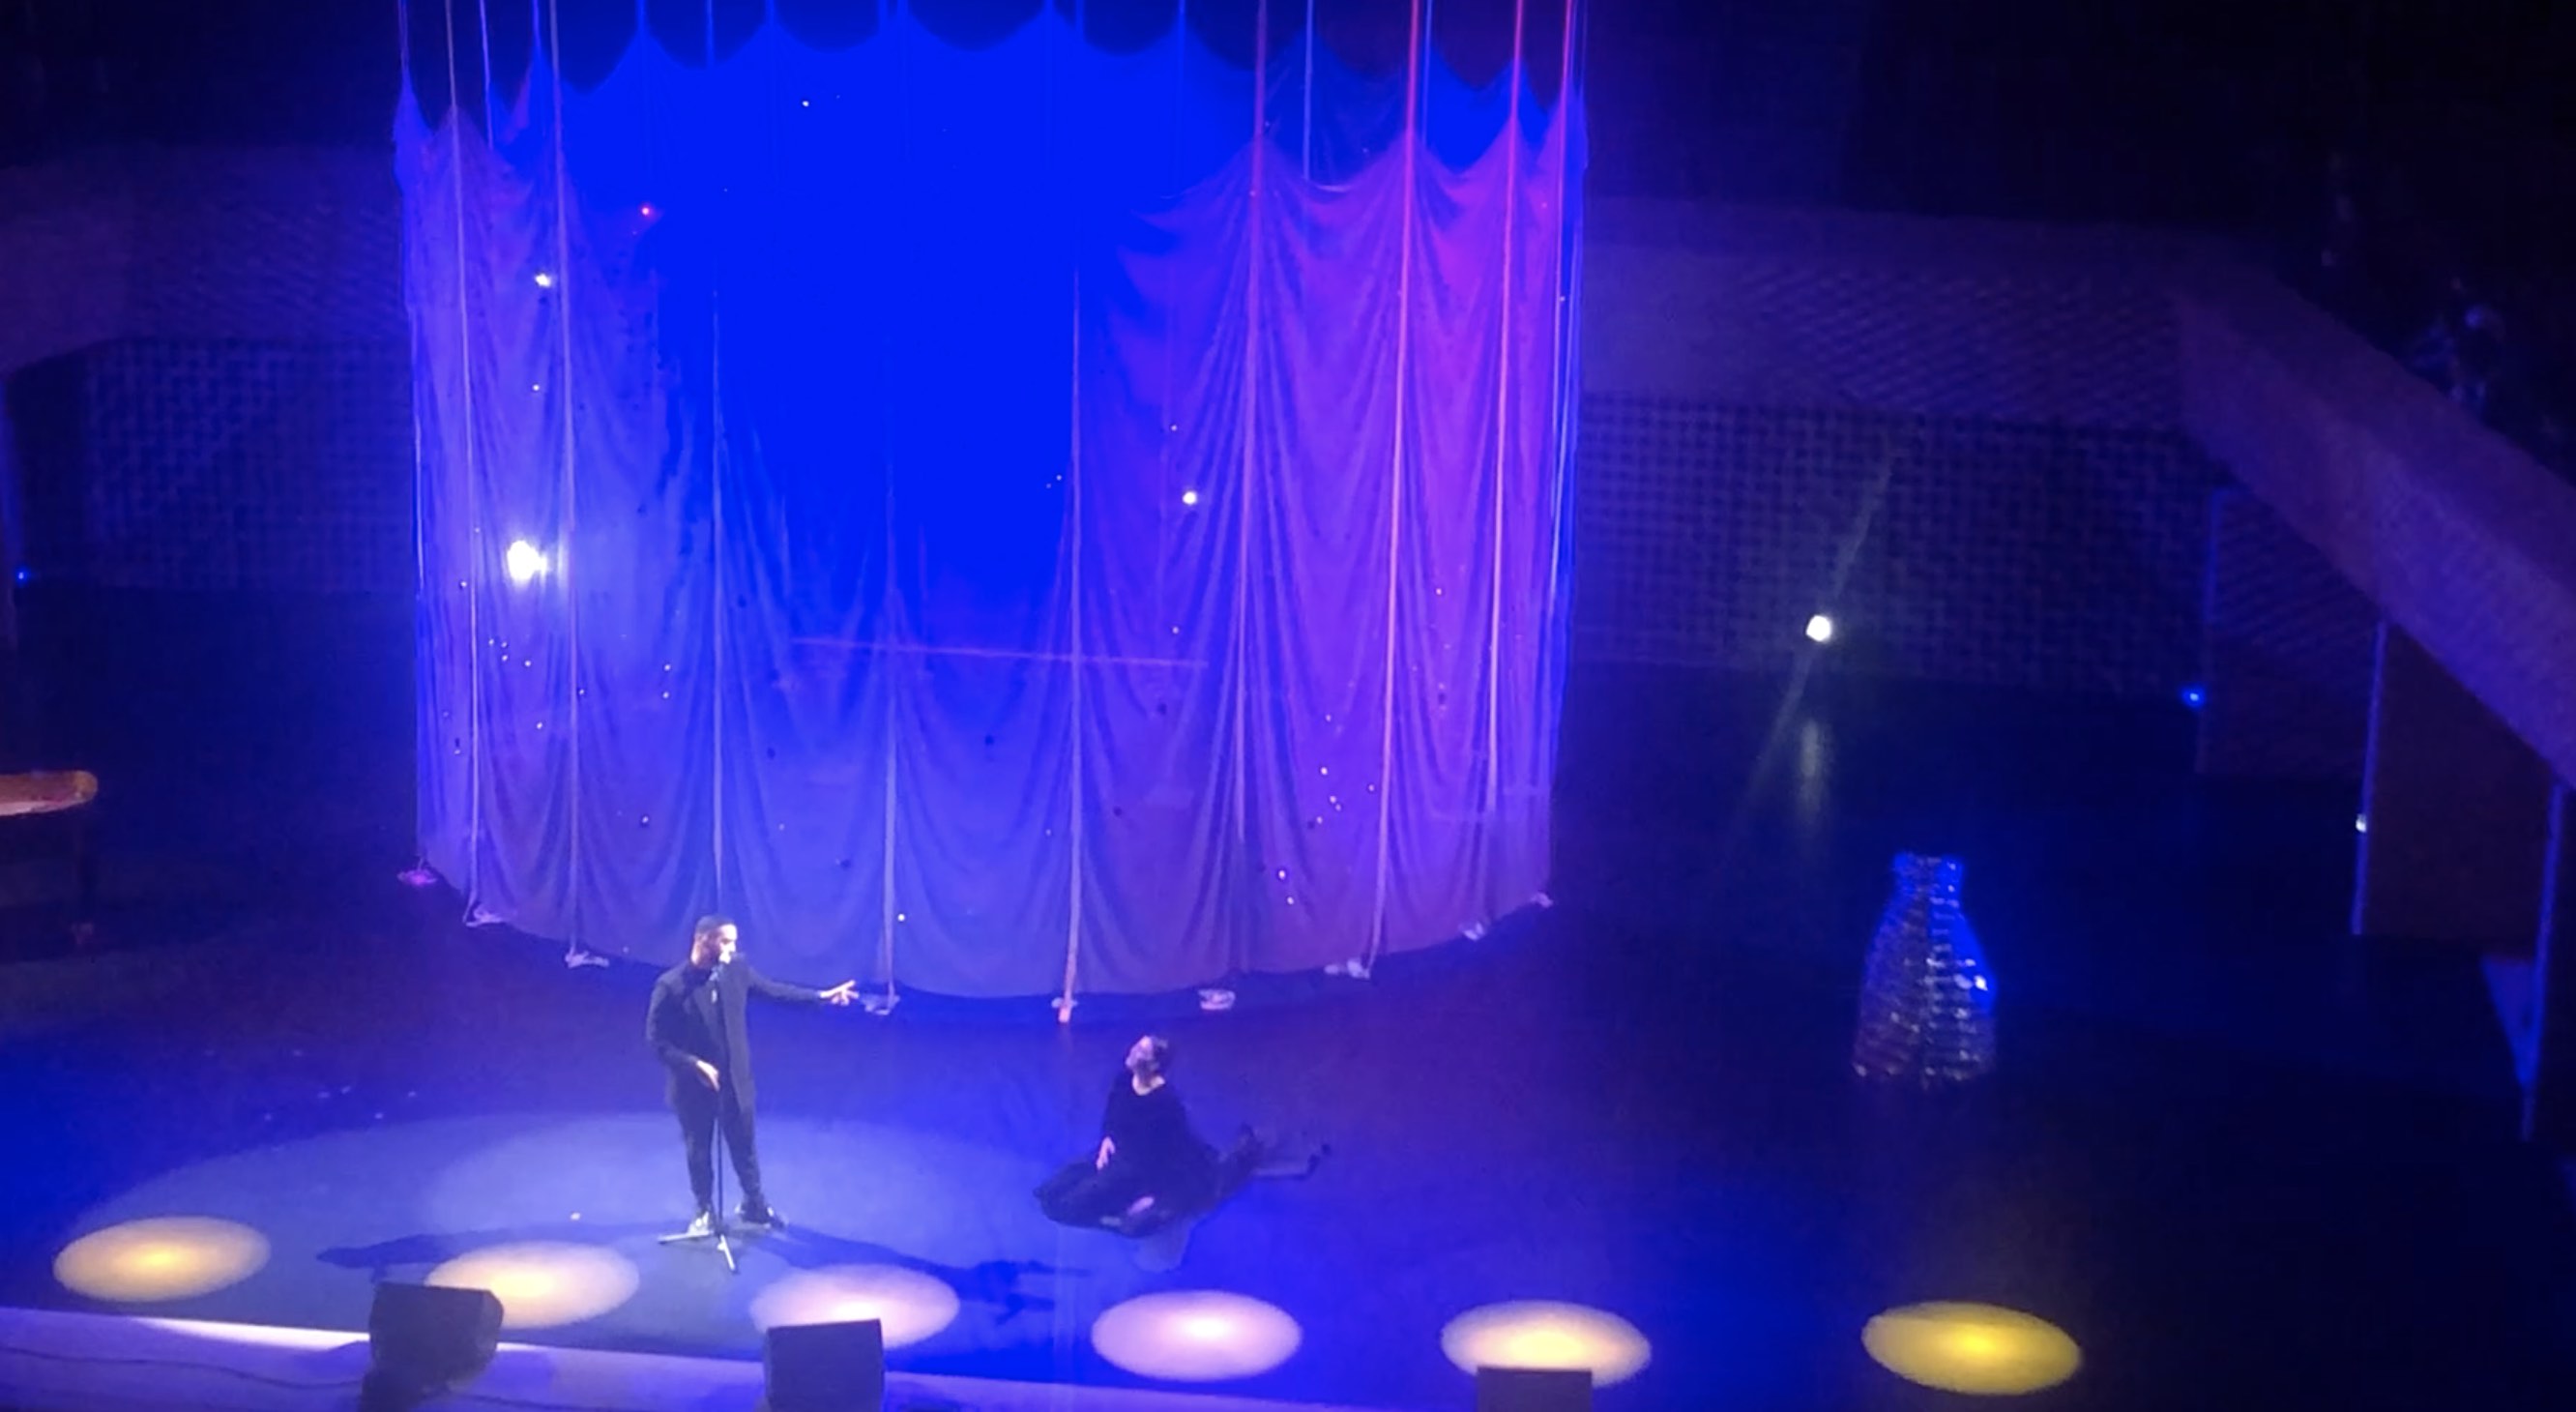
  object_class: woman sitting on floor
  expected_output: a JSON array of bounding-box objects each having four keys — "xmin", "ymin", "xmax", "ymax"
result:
[{"xmin": 1036, "ymin": 1034, "xmax": 1265, "ymax": 1236}]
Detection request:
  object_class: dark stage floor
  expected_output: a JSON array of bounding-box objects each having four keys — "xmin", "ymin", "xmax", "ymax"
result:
[{"xmin": 1, "ymin": 593, "xmax": 2573, "ymax": 1410}]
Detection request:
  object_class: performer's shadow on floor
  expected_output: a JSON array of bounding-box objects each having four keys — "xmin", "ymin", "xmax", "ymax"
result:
[
  {"xmin": 319, "ymin": 1222, "xmax": 1068, "ymax": 1328},
  {"xmin": 317, "ymin": 1221, "xmax": 674, "ymax": 1275},
  {"xmin": 766, "ymin": 1224, "xmax": 1066, "ymax": 1327}
]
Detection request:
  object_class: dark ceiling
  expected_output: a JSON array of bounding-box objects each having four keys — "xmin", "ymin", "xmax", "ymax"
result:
[{"xmin": 5, "ymin": 0, "xmax": 2573, "ymax": 238}]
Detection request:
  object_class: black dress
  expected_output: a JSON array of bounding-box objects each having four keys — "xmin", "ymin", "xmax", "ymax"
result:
[{"xmin": 1035, "ymin": 1073, "xmax": 1224, "ymax": 1231}]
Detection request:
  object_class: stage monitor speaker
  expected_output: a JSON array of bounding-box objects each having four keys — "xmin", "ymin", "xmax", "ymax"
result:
[
  {"xmin": 1477, "ymin": 1366, "xmax": 1595, "ymax": 1412},
  {"xmin": 763, "ymin": 1318, "xmax": 886, "ymax": 1412},
  {"xmin": 364, "ymin": 1281, "xmax": 501, "ymax": 1409}
]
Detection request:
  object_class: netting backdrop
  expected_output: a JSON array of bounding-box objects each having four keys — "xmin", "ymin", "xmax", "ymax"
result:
[{"xmin": 401, "ymin": 0, "xmax": 1583, "ymax": 999}]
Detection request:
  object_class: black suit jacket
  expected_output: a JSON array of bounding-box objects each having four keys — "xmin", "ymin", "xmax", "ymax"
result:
[{"xmin": 645, "ymin": 958, "xmax": 821, "ymax": 1108}]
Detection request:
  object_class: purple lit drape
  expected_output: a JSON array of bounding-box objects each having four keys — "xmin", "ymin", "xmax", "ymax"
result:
[{"xmin": 401, "ymin": 0, "xmax": 1582, "ymax": 1000}]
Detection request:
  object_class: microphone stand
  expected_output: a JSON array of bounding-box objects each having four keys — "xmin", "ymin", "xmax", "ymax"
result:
[{"xmin": 658, "ymin": 1083, "xmax": 740, "ymax": 1274}]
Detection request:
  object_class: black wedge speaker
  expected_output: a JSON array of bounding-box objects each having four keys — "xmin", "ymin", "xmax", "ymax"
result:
[
  {"xmin": 1477, "ymin": 1365, "xmax": 1595, "ymax": 1412},
  {"xmin": 763, "ymin": 1317, "xmax": 886, "ymax": 1411},
  {"xmin": 363, "ymin": 1281, "xmax": 502, "ymax": 1410}
]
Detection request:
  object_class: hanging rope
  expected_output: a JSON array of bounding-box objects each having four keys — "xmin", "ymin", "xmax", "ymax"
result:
[
  {"xmin": 1057, "ymin": 0, "xmax": 1090, "ymax": 1016},
  {"xmin": 879, "ymin": 0, "xmax": 907, "ymax": 1006},
  {"xmin": 1481, "ymin": 0, "xmax": 1530, "ymax": 842},
  {"xmin": 1228, "ymin": 0, "xmax": 1271, "ymax": 979},
  {"xmin": 542, "ymin": 0, "xmax": 587, "ymax": 950},
  {"xmin": 1365, "ymin": 0, "xmax": 1430, "ymax": 970},
  {"xmin": 441, "ymin": 0, "xmax": 489, "ymax": 915},
  {"xmin": 704, "ymin": 0, "xmax": 730, "ymax": 908}
]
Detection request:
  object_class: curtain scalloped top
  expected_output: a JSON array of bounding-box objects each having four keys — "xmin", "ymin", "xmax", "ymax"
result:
[{"xmin": 402, "ymin": 0, "xmax": 1575, "ymax": 153}]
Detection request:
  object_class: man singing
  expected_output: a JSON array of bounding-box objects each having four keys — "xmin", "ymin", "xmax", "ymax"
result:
[{"xmin": 646, "ymin": 915, "xmax": 857, "ymax": 1233}]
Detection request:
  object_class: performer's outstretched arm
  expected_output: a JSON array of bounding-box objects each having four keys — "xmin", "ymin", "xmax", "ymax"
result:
[{"xmin": 745, "ymin": 965, "xmax": 859, "ymax": 1008}]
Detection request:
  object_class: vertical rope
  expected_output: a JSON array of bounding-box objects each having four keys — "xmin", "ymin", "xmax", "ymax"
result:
[
  {"xmin": 1229, "ymin": 0, "xmax": 1269, "ymax": 972},
  {"xmin": 475, "ymin": 0, "xmax": 498, "ymax": 132},
  {"xmin": 440, "ymin": 0, "xmax": 487, "ymax": 909},
  {"xmin": 1367, "ymin": 0, "xmax": 1429, "ymax": 967},
  {"xmin": 1149, "ymin": 3, "xmax": 1183, "ymax": 639},
  {"xmin": 1481, "ymin": 0, "xmax": 1528, "ymax": 836},
  {"xmin": 398, "ymin": 0, "xmax": 436, "ymax": 875},
  {"xmin": 878, "ymin": 0, "xmax": 904, "ymax": 1000},
  {"xmin": 1301, "ymin": 0, "xmax": 1314, "ymax": 182},
  {"xmin": 1537, "ymin": 0, "xmax": 1582, "ymax": 819},
  {"xmin": 543, "ymin": 0, "xmax": 584, "ymax": 945},
  {"xmin": 704, "ymin": 0, "xmax": 728, "ymax": 908},
  {"xmin": 1057, "ymin": 2, "xmax": 1088, "ymax": 1014}
]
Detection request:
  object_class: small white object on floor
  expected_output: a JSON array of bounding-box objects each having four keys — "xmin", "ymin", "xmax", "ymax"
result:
[
  {"xmin": 397, "ymin": 866, "xmax": 437, "ymax": 888},
  {"xmin": 1324, "ymin": 957, "xmax": 1371, "ymax": 981},
  {"xmin": 863, "ymin": 990, "xmax": 900, "ymax": 1016},
  {"xmin": 1052, "ymin": 994, "xmax": 1076, "ymax": 1023},
  {"xmin": 1197, "ymin": 988, "xmax": 1236, "ymax": 1012},
  {"xmin": 565, "ymin": 946, "xmax": 609, "ymax": 970},
  {"xmin": 1461, "ymin": 920, "xmax": 1488, "ymax": 940},
  {"xmin": 464, "ymin": 904, "xmax": 505, "ymax": 927}
]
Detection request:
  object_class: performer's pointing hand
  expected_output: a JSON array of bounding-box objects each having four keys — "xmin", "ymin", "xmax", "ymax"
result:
[{"xmin": 820, "ymin": 981, "xmax": 859, "ymax": 1007}]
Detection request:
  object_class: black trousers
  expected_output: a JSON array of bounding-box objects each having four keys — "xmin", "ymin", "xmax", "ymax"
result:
[
  {"xmin": 1034, "ymin": 1136, "xmax": 1258, "ymax": 1235},
  {"xmin": 1035, "ymin": 1159, "xmax": 1154, "ymax": 1228},
  {"xmin": 672, "ymin": 1083, "xmax": 765, "ymax": 1213}
]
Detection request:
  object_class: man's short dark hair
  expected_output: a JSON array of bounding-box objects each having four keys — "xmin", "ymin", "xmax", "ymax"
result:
[{"xmin": 691, "ymin": 915, "xmax": 735, "ymax": 948}]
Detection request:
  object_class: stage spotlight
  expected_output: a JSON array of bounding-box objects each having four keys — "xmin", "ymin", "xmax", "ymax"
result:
[
  {"xmin": 1805, "ymin": 613, "xmax": 1835, "ymax": 644},
  {"xmin": 1091, "ymin": 1291, "xmax": 1302, "ymax": 1381},
  {"xmin": 1862, "ymin": 1301, "xmax": 2081, "ymax": 1395},
  {"xmin": 1440, "ymin": 1302, "xmax": 1652, "ymax": 1387},
  {"xmin": 424, "ymin": 1243, "xmax": 638, "ymax": 1330},
  {"xmin": 2181, "ymin": 684, "xmax": 2207, "ymax": 709},
  {"xmin": 54, "ymin": 1217, "xmax": 270, "ymax": 1303},
  {"xmin": 2355, "ymin": 813, "xmax": 2369, "ymax": 835},
  {"xmin": 504, "ymin": 540, "xmax": 548, "ymax": 585},
  {"xmin": 749, "ymin": 1265, "xmax": 961, "ymax": 1350},
  {"xmin": 532, "ymin": 271, "xmax": 555, "ymax": 288},
  {"xmin": 143, "ymin": 1318, "xmax": 362, "ymax": 1350},
  {"xmin": 1181, "ymin": 489, "xmax": 1201, "ymax": 507}
]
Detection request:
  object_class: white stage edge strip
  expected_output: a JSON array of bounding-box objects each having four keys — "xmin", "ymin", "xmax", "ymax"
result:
[{"xmin": 0, "ymin": 1307, "xmax": 1402, "ymax": 1412}]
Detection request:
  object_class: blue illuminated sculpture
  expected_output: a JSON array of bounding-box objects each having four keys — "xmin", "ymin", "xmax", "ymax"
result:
[{"xmin": 1852, "ymin": 854, "xmax": 1997, "ymax": 1085}]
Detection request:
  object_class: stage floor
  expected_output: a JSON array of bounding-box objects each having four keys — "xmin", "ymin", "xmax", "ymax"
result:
[{"xmin": 0, "ymin": 595, "xmax": 2572, "ymax": 1410}]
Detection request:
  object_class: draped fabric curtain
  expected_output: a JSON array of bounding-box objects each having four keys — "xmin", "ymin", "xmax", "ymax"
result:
[{"xmin": 402, "ymin": 0, "xmax": 1583, "ymax": 1000}]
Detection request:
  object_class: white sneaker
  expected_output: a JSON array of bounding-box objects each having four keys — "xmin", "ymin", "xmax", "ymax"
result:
[{"xmin": 685, "ymin": 1210, "xmax": 714, "ymax": 1237}]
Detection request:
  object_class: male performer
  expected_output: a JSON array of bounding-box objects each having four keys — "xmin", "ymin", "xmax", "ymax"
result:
[{"xmin": 646, "ymin": 915, "xmax": 857, "ymax": 1232}]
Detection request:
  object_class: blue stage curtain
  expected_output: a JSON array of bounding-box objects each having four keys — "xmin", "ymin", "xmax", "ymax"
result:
[{"xmin": 400, "ymin": 0, "xmax": 1583, "ymax": 999}]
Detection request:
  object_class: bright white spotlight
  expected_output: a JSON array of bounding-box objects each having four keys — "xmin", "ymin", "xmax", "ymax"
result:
[
  {"xmin": 55, "ymin": 1218, "xmax": 270, "ymax": 1303},
  {"xmin": 504, "ymin": 540, "xmax": 548, "ymax": 586},
  {"xmin": 426, "ymin": 1243, "xmax": 638, "ymax": 1330},
  {"xmin": 1181, "ymin": 489, "xmax": 1201, "ymax": 507},
  {"xmin": 143, "ymin": 1318, "xmax": 365, "ymax": 1351},
  {"xmin": 1862, "ymin": 1302, "xmax": 2081, "ymax": 1395},
  {"xmin": 1805, "ymin": 613, "xmax": 1836, "ymax": 644},
  {"xmin": 532, "ymin": 271, "xmax": 555, "ymax": 288},
  {"xmin": 749, "ymin": 1266, "xmax": 961, "ymax": 1350},
  {"xmin": 1092, "ymin": 1292, "xmax": 1302, "ymax": 1381},
  {"xmin": 1441, "ymin": 1301, "xmax": 1652, "ymax": 1387}
]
